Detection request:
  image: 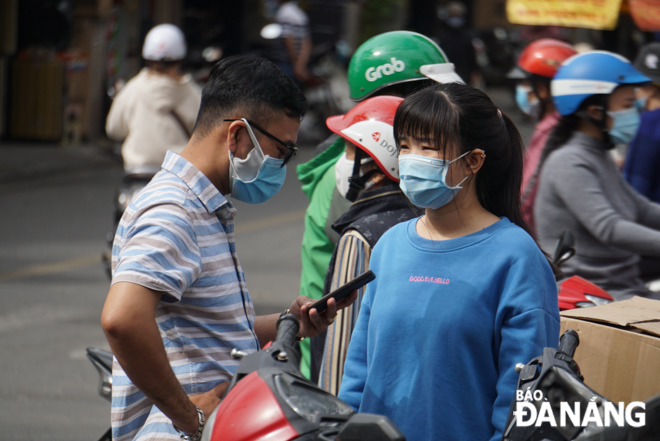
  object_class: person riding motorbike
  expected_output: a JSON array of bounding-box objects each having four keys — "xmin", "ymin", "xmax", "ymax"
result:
[
  {"xmin": 317, "ymin": 96, "xmax": 419, "ymax": 395},
  {"xmin": 105, "ymin": 24, "xmax": 202, "ymax": 170},
  {"xmin": 535, "ymin": 50, "xmax": 660, "ymax": 301},
  {"xmin": 507, "ymin": 38, "xmax": 577, "ymax": 236},
  {"xmin": 270, "ymin": 0, "xmax": 312, "ymax": 84},
  {"xmin": 300, "ymin": 30, "xmax": 463, "ymax": 381},
  {"xmin": 624, "ymin": 42, "xmax": 660, "ymax": 204}
]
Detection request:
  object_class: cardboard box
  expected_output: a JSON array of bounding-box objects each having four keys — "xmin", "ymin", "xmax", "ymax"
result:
[{"xmin": 560, "ymin": 297, "xmax": 660, "ymax": 405}]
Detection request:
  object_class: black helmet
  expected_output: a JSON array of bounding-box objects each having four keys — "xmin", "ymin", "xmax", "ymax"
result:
[{"xmin": 634, "ymin": 42, "xmax": 660, "ymax": 84}]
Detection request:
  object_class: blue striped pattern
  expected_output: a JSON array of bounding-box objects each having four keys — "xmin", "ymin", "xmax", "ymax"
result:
[{"xmin": 110, "ymin": 151, "xmax": 259, "ymax": 441}]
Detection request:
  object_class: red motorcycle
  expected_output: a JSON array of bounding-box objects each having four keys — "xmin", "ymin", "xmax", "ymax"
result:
[
  {"xmin": 200, "ymin": 313, "xmax": 404, "ymax": 441},
  {"xmin": 553, "ymin": 231, "xmax": 614, "ymax": 310}
]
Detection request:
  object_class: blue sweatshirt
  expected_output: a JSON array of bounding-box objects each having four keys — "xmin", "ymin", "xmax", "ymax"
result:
[
  {"xmin": 338, "ymin": 217, "xmax": 560, "ymax": 441},
  {"xmin": 624, "ymin": 108, "xmax": 660, "ymax": 204}
]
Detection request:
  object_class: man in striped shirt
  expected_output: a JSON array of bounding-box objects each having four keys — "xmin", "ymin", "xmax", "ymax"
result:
[{"xmin": 101, "ymin": 56, "xmax": 349, "ymax": 441}]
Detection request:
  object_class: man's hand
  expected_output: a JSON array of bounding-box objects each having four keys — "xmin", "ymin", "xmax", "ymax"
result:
[
  {"xmin": 288, "ymin": 292, "xmax": 358, "ymax": 338},
  {"xmin": 102, "ymin": 282, "xmax": 224, "ymax": 435},
  {"xmin": 189, "ymin": 381, "xmax": 230, "ymax": 424}
]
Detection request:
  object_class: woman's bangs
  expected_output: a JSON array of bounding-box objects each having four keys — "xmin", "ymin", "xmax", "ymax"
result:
[{"xmin": 394, "ymin": 90, "xmax": 460, "ymax": 155}]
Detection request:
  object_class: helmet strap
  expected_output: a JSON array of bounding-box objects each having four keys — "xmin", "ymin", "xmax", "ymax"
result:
[
  {"xmin": 345, "ymin": 149, "xmax": 380, "ymax": 202},
  {"xmin": 576, "ymin": 98, "xmax": 615, "ymax": 149},
  {"xmin": 347, "ymin": 169, "xmax": 381, "ymax": 202}
]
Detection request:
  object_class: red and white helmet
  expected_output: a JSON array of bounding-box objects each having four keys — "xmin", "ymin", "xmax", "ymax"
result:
[
  {"xmin": 507, "ymin": 38, "xmax": 577, "ymax": 79},
  {"xmin": 142, "ymin": 24, "xmax": 187, "ymax": 62},
  {"xmin": 326, "ymin": 96, "xmax": 403, "ymax": 181}
]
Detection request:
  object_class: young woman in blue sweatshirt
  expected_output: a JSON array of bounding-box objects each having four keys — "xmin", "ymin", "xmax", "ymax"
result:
[{"xmin": 338, "ymin": 83, "xmax": 561, "ymax": 441}]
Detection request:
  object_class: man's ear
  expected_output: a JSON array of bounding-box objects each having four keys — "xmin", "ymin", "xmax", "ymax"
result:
[{"xmin": 226, "ymin": 120, "xmax": 253, "ymax": 158}]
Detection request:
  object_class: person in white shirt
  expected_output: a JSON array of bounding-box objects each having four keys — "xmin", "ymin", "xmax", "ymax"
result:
[
  {"xmin": 106, "ymin": 24, "xmax": 202, "ymax": 170},
  {"xmin": 271, "ymin": 1, "xmax": 312, "ymax": 83}
]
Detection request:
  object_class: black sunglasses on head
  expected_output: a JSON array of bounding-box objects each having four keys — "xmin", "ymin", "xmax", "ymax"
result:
[{"xmin": 224, "ymin": 119, "xmax": 298, "ymax": 167}]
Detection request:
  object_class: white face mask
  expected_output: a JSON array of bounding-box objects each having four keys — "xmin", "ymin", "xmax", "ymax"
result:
[
  {"xmin": 334, "ymin": 151, "xmax": 374, "ymax": 199},
  {"xmin": 228, "ymin": 119, "xmax": 286, "ymax": 204}
]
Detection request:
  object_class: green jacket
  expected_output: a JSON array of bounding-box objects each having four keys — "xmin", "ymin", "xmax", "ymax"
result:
[{"xmin": 296, "ymin": 136, "xmax": 351, "ymax": 378}]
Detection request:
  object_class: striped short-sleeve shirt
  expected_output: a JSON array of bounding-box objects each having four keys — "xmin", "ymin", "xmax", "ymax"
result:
[
  {"xmin": 319, "ymin": 230, "xmax": 372, "ymax": 396},
  {"xmin": 110, "ymin": 151, "xmax": 260, "ymax": 441}
]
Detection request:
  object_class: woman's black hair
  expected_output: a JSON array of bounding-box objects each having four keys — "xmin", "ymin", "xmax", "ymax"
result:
[
  {"xmin": 393, "ymin": 82, "xmax": 558, "ymax": 271},
  {"xmin": 394, "ymin": 83, "xmax": 529, "ymax": 231},
  {"xmin": 540, "ymin": 94, "xmax": 608, "ymax": 166}
]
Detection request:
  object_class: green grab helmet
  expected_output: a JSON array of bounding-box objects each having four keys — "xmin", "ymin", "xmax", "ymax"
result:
[{"xmin": 348, "ymin": 30, "xmax": 465, "ymax": 101}]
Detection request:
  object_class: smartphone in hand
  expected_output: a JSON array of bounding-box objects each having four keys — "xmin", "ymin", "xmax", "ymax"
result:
[{"xmin": 309, "ymin": 270, "xmax": 375, "ymax": 314}]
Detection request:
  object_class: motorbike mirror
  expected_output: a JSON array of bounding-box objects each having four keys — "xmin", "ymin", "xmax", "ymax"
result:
[
  {"xmin": 261, "ymin": 23, "xmax": 283, "ymax": 40},
  {"xmin": 337, "ymin": 413, "xmax": 405, "ymax": 441},
  {"xmin": 553, "ymin": 231, "xmax": 576, "ymax": 267}
]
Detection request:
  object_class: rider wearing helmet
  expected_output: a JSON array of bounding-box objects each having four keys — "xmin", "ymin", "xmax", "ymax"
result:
[
  {"xmin": 106, "ymin": 24, "xmax": 202, "ymax": 170},
  {"xmin": 298, "ymin": 31, "xmax": 463, "ymax": 381},
  {"xmin": 507, "ymin": 38, "xmax": 577, "ymax": 235},
  {"xmin": 317, "ymin": 96, "xmax": 419, "ymax": 395},
  {"xmin": 535, "ymin": 51, "xmax": 660, "ymax": 301},
  {"xmin": 623, "ymin": 42, "xmax": 660, "ymax": 204}
]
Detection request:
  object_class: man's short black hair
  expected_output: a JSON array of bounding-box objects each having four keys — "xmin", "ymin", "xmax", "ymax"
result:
[{"xmin": 193, "ymin": 56, "xmax": 308, "ymax": 138}]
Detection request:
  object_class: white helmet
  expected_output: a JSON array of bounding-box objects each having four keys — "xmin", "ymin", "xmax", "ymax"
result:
[
  {"xmin": 326, "ymin": 95, "xmax": 402, "ymax": 181},
  {"xmin": 142, "ymin": 24, "xmax": 187, "ymax": 62}
]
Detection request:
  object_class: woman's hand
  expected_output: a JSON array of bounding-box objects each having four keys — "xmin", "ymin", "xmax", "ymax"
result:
[{"xmin": 288, "ymin": 292, "xmax": 358, "ymax": 338}]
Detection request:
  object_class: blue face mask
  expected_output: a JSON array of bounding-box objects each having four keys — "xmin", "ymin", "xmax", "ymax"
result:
[
  {"xmin": 635, "ymin": 96, "xmax": 648, "ymax": 114},
  {"xmin": 515, "ymin": 84, "xmax": 541, "ymax": 119},
  {"xmin": 398, "ymin": 152, "xmax": 471, "ymax": 209},
  {"xmin": 607, "ymin": 108, "xmax": 641, "ymax": 145},
  {"xmin": 229, "ymin": 121, "xmax": 286, "ymax": 204}
]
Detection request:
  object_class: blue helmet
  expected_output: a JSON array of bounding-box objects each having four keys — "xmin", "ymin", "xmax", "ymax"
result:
[{"xmin": 551, "ymin": 51, "xmax": 651, "ymax": 116}]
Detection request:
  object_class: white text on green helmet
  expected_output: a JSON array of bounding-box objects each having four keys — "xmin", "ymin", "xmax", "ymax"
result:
[{"xmin": 365, "ymin": 57, "xmax": 406, "ymax": 82}]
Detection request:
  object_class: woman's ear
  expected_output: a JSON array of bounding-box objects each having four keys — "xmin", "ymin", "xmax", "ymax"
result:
[
  {"xmin": 536, "ymin": 82, "xmax": 550, "ymax": 101},
  {"xmin": 585, "ymin": 105, "xmax": 605, "ymax": 122},
  {"xmin": 465, "ymin": 149, "xmax": 486, "ymax": 175}
]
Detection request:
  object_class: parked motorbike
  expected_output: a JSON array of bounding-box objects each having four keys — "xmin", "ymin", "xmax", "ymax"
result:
[
  {"xmin": 299, "ymin": 41, "xmax": 353, "ymax": 144},
  {"xmin": 259, "ymin": 23, "xmax": 352, "ymax": 145},
  {"xmin": 472, "ymin": 27, "xmax": 524, "ymax": 88},
  {"xmin": 502, "ymin": 330, "xmax": 660, "ymax": 441},
  {"xmin": 101, "ymin": 166, "xmax": 159, "ymax": 279},
  {"xmin": 201, "ymin": 313, "xmax": 404, "ymax": 441},
  {"xmin": 86, "ymin": 348, "xmax": 113, "ymax": 441},
  {"xmin": 553, "ymin": 231, "xmax": 614, "ymax": 310},
  {"xmin": 86, "ymin": 314, "xmax": 404, "ymax": 441}
]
